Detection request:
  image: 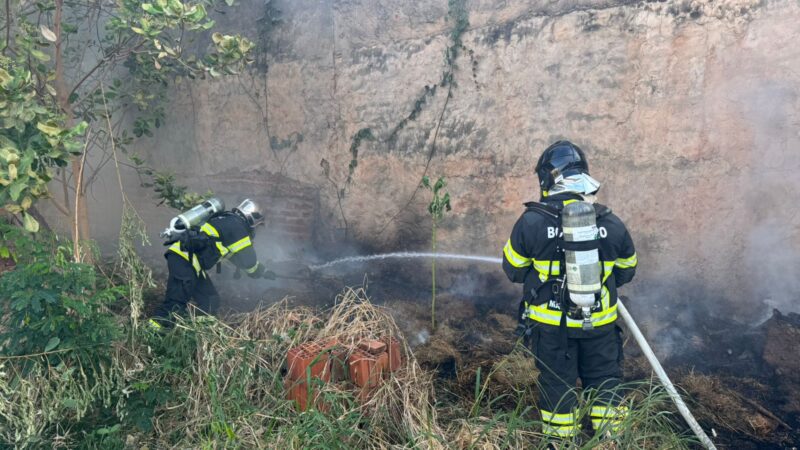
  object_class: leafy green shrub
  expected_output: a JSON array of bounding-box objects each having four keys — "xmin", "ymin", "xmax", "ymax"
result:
[{"xmin": 0, "ymin": 233, "xmax": 124, "ymax": 365}]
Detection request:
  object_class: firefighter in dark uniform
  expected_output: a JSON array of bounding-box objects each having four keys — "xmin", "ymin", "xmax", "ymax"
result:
[
  {"xmin": 150, "ymin": 199, "xmax": 274, "ymax": 327},
  {"xmin": 502, "ymin": 141, "xmax": 637, "ymax": 443}
]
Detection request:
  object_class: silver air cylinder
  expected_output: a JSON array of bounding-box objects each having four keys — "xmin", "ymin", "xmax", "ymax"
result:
[
  {"xmin": 562, "ymin": 201, "xmax": 601, "ymax": 329},
  {"xmin": 161, "ymin": 197, "xmax": 225, "ymax": 240}
]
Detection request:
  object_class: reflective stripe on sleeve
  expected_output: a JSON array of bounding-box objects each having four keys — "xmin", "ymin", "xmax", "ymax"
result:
[
  {"xmin": 615, "ymin": 253, "xmax": 638, "ymax": 269},
  {"xmin": 245, "ymin": 262, "xmax": 261, "ymax": 274},
  {"xmin": 503, "ymin": 239, "xmax": 532, "ymax": 268},
  {"xmin": 228, "ymin": 236, "xmax": 252, "ymax": 254}
]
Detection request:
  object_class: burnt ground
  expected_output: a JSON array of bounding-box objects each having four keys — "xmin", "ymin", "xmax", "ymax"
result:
[{"xmin": 143, "ymin": 259, "xmax": 800, "ymax": 449}]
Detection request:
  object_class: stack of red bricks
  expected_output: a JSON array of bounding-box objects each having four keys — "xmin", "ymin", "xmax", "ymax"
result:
[{"xmin": 285, "ymin": 336, "xmax": 404, "ymax": 411}]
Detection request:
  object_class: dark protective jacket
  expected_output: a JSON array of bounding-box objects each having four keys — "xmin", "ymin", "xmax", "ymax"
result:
[
  {"xmin": 502, "ymin": 192, "xmax": 637, "ymax": 331},
  {"xmin": 167, "ymin": 212, "xmax": 265, "ymax": 278}
]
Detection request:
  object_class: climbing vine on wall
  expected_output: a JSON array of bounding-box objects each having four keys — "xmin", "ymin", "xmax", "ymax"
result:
[
  {"xmin": 322, "ymin": 0, "xmax": 468, "ymax": 237},
  {"xmin": 346, "ymin": 127, "xmax": 375, "ymax": 187},
  {"xmin": 387, "ymin": 0, "xmax": 469, "ymax": 144}
]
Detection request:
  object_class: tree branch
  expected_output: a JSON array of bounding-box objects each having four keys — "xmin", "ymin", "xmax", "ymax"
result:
[
  {"xmin": 3, "ymin": 0, "xmax": 10, "ymax": 56},
  {"xmin": 73, "ymin": 131, "xmax": 90, "ymax": 263},
  {"xmin": 49, "ymin": 197, "xmax": 70, "ymax": 215}
]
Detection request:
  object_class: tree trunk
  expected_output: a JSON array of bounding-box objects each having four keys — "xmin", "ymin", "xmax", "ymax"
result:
[{"xmin": 53, "ymin": 0, "xmax": 92, "ymax": 263}]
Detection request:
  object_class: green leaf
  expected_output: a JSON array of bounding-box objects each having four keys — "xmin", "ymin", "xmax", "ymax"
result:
[
  {"xmin": 37, "ymin": 122, "xmax": 62, "ymax": 136},
  {"xmin": 0, "ymin": 68, "xmax": 11, "ymax": 86},
  {"xmin": 70, "ymin": 121, "xmax": 89, "ymax": 136},
  {"xmin": 141, "ymin": 3, "xmax": 162, "ymax": 14},
  {"xmin": 0, "ymin": 246, "xmax": 10, "ymax": 258},
  {"xmin": 30, "ymin": 49, "xmax": 51, "ymax": 62},
  {"xmin": 186, "ymin": 4, "xmax": 206, "ymax": 22},
  {"xmin": 44, "ymin": 336, "xmax": 60, "ymax": 352},
  {"xmin": 131, "ymin": 27, "xmax": 146, "ymax": 35},
  {"xmin": 22, "ymin": 212, "xmax": 39, "ymax": 232},
  {"xmin": 9, "ymin": 182, "xmax": 25, "ymax": 201}
]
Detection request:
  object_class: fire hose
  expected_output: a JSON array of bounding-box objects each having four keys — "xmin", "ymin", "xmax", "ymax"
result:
[{"xmin": 617, "ymin": 300, "xmax": 717, "ymax": 450}]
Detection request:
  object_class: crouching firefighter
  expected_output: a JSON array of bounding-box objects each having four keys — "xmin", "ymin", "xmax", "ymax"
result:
[
  {"xmin": 502, "ymin": 140, "xmax": 638, "ymax": 444},
  {"xmin": 149, "ymin": 198, "xmax": 274, "ymax": 328}
]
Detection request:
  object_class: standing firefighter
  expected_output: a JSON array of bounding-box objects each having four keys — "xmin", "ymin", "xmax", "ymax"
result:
[
  {"xmin": 502, "ymin": 141, "xmax": 637, "ymax": 445},
  {"xmin": 150, "ymin": 199, "xmax": 274, "ymax": 328}
]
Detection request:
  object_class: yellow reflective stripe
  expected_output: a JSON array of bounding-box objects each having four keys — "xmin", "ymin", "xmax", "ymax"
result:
[
  {"xmin": 541, "ymin": 410, "xmax": 576, "ymax": 425},
  {"xmin": 245, "ymin": 262, "xmax": 260, "ymax": 274},
  {"xmin": 227, "ymin": 236, "xmax": 252, "ymax": 254},
  {"xmin": 168, "ymin": 242, "xmax": 204, "ymax": 276},
  {"xmin": 562, "ymin": 199, "xmax": 578, "ymax": 205},
  {"xmin": 199, "ymin": 223, "xmax": 230, "ymax": 258},
  {"xmin": 533, "ymin": 259, "xmax": 560, "ymax": 276},
  {"xmin": 591, "ymin": 405, "xmax": 629, "ymax": 418},
  {"xmin": 527, "ymin": 302, "xmax": 618, "ymax": 328},
  {"xmin": 615, "ymin": 253, "xmax": 638, "ymax": 269},
  {"xmin": 602, "ymin": 261, "xmax": 615, "ymax": 282},
  {"xmin": 200, "ymin": 223, "xmax": 220, "ymax": 237},
  {"xmin": 592, "ymin": 419, "xmax": 623, "ymax": 431},
  {"xmin": 503, "ymin": 239, "xmax": 532, "ymax": 268},
  {"xmin": 542, "ymin": 423, "xmax": 578, "ymax": 437}
]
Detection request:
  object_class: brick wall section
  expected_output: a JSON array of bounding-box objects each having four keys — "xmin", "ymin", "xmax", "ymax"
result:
[{"xmin": 205, "ymin": 169, "xmax": 320, "ymax": 244}]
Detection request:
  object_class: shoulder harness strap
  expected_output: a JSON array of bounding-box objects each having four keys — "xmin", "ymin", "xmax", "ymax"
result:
[{"xmin": 523, "ymin": 201, "xmax": 560, "ymax": 219}]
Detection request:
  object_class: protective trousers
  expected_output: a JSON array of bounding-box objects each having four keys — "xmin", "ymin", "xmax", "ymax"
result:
[
  {"xmin": 529, "ymin": 324, "xmax": 627, "ymax": 439},
  {"xmin": 153, "ymin": 253, "xmax": 221, "ymax": 323}
]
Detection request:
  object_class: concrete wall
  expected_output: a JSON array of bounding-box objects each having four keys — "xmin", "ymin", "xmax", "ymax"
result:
[{"xmin": 51, "ymin": 0, "xmax": 800, "ymax": 318}]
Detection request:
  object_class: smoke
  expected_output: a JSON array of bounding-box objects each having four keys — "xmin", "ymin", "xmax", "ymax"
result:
[{"xmin": 738, "ymin": 82, "xmax": 800, "ymax": 316}]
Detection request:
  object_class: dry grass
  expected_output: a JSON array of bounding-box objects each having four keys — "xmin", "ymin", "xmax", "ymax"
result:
[{"xmin": 681, "ymin": 371, "xmax": 781, "ymax": 440}]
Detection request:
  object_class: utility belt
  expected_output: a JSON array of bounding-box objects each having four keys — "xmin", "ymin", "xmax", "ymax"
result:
[{"xmin": 522, "ymin": 277, "xmax": 617, "ymax": 329}]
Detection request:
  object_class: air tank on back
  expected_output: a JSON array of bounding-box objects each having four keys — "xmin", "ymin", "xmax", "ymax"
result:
[
  {"xmin": 160, "ymin": 197, "xmax": 225, "ymax": 241},
  {"xmin": 562, "ymin": 201, "xmax": 601, "ymax": 329}
]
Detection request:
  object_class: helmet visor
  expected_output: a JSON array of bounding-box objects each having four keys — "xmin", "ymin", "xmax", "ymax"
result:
[{"xmin": 547, "ymin": 146, "xmax": 584, "ymax": 172}]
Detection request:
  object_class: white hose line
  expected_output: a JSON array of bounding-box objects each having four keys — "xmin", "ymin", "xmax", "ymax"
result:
[{"xmin": 617, "ymin": 300, "xmax": 717, "ymax": 450}]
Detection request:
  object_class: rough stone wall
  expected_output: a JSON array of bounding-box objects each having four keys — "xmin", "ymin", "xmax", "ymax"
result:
[{"xmin": 67, "ymin": 0, "xmax": 800, "ymax": 318}]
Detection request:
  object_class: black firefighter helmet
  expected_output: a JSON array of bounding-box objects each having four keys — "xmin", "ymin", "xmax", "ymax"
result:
[{"xmin": 535, "ymin": 140, "xmax": 590, "ymax": 191}]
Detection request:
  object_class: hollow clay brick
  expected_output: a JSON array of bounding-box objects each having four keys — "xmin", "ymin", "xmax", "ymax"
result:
[
  {"xmin": 330, "ymin": 348, "xmax": 348, "ymax": 382},
  {"xmin": 285, "ymin": 379, "xmax": 310, "ymax": 411},
  {"xmin": 380, "ymin": 336, "xmax": 403, "ymax": 373},
  {"xmin": 285, "ymin": 378, "xmax": 330, "ymax": 412},
  {"xmin": 358, "ymin": 339, "xmax": 387, "ymax": 355},
  {"xmin": 349, "ymin": 349, "xmax": 382, "ymax": 388},
  {"xmin": 287, "ymin": 344, "xmax": 331, "ymax": 382}
]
